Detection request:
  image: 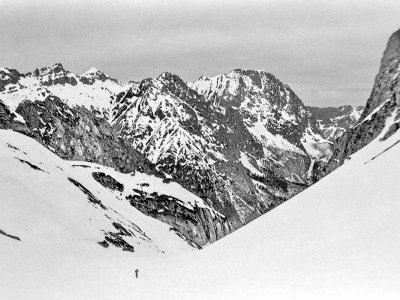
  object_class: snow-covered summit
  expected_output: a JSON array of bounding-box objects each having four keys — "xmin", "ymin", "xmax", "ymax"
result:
[
  {"xmin": 83, "ymin": 67, "xmax": 101, "ymax": 75},
  {"xmin": 0, "ymin": 63, "xmax": 127, "ymax": 118},
  {"xmin": 190, "ymin": 68, "xmax": 333, "ymax": 164},
  {"xmin": 80, "ymin": 67, "xmax": 118, "ymax": 84}
]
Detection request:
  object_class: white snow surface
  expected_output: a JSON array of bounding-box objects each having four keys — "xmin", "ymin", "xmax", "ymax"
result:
[{"xmin": 2, "ymin": 115, "xmax": 400, "ymax": 298}]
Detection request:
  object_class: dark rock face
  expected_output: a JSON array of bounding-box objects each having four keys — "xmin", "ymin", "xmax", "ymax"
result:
[
  {"xmin": 68, "ymin": 177, "xmax": 107, "ymax": 210},
  {"xmin": 79, "ymin": 68, "xmax": 119, "ymax": 85},
  {"xmin": 0, "ymin": 100, "xmax": 30, "ymax": 134},
  {"xmin": 102, "ymin": 229, "xmax": 135, "ymax": 252},
  {"xmin": 307, "ymin": 105, "xmax": 364, "ymax": 141},
  {"xmin": 318, "ymin": 28, "xmax": 400, "ymax": 178},
  {"xmin": 126, "ymin": 189, "xmax": 232, "ymax": 246},
  {"xmin": 36, "ymin": 63, "xmax": 78, "ymax": 86},
  {"xmin": 361, "ymin": 29, "xmax": 400, "ymax": 120},
  {"xmin": 0, "ymin": 68, "xmax": 22, "ymax": 92},
  {"xmin": 92, "ymin": 172, "xmax": 124, "ymax": 192},
  {"xmin": 14, "ymin": 96, "xmax": 153, "ymax": 174}
]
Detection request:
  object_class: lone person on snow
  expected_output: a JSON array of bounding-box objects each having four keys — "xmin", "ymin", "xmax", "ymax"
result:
[{"xmin": 135, "ymin": 269, "xmax": 139, "ymax": 278}]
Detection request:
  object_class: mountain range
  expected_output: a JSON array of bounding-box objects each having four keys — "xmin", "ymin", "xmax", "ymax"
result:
[{"xmin": 0, "ymin": 62, "xmax": 364, "ymax": 247}]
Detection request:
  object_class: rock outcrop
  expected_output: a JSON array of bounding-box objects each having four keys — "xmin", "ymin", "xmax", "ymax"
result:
[
  {"xmin": 318, "ymin": 28, "xmax": 400, "ymax": 178},
  {"xmin": 126, "ymin": 189, "xmax": 231, "ymax": 246}
]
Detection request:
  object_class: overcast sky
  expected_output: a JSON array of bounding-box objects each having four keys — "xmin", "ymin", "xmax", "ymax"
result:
[{"xmin": 0, "ymin": 0, "xmax": 399, "ymax": 107}]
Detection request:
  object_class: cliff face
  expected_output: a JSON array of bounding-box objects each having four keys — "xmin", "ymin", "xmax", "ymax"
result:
[
  {"xmin": 15, "ymin": 96, "xmax": 152, "ymax": 174},
  {"xmin": 319, "ymin": 29, "xmax": 400, "ymax": 178},
  {"xmin": 362, "ymin": 29, "xmax": 400, "ymax": 119}
]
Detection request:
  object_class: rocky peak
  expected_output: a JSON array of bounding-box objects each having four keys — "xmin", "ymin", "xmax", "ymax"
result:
[
  {"xmin": 189, "ymin": 69, "xmax": 304, "ymax": 111},
  {"xmin": 190, "ymin": 69, "xmax": 317, "ymax": 149},
  {"xmin": 156, "ymin": 72, "xmax": 186, "ymax": 91},
  {"xmin": 52, "ymin": 62, "xmax": 65, "ymax": 73},
  {"xmin": 31, "ymin": 63, "xmax": 77, "ymax": 86},
  {"xmin": 79, "ymin": 67, "xmax": 118, "ymax": 84},
  {"xmin": 381, "ymin": 29, "xmax": 400, "ymax": 71},
  {"xmin": 318, "ymin": 28, "xmax": 400, "ymax": 178},
  {"xmin": 33, "ymin": 62, "xmax": 66, "ymax": 76},
  {"xmin": 154, "ymin": 72, "xmax": 203, "ymax": 105},
  {"xmin": 157, "ymin": 71, "xmax": 182, "ymax": 82},
  {"xmin": 360, "ymin": 28, "xmax": 400, "ymax": 120}
]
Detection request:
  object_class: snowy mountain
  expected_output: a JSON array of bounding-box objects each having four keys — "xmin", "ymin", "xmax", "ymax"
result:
[
  {"xmin": 0, "ymin": 63, "xmax": 126, "ymax": 119},
  {"xmin": 111, "ymin": 69, "xmax": 333, "ymax": 233},
  {"xmin": 307, "ymin": 105, "xmax": 364, "ymax": 141}
]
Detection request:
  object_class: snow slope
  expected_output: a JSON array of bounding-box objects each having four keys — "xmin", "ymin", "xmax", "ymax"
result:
[
  {"xmin": 0, "ymin": 129, "xmax": 198, "ymax": 258},
  {"xmin": 136, "ymin": 124, "xmax": 400, "ymax": 299},
  {"xmin": 2, "ymin": 115, "xmax": 400, "ymax": 299}
]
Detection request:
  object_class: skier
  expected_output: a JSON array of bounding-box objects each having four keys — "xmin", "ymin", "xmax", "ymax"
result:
[{"xmin": 135, "ymin": 269, "xmax": 139, "ymax": 278}]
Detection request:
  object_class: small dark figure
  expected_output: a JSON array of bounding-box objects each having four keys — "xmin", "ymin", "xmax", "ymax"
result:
[{"xmin": 135, "ymin": 269, "xmax": 139, "ymax": 278}]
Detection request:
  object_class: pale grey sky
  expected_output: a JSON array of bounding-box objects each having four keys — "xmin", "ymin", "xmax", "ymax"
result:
[{"xmin": 0, "ymin": 0, "xmax": 399, "ymax": 107}]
